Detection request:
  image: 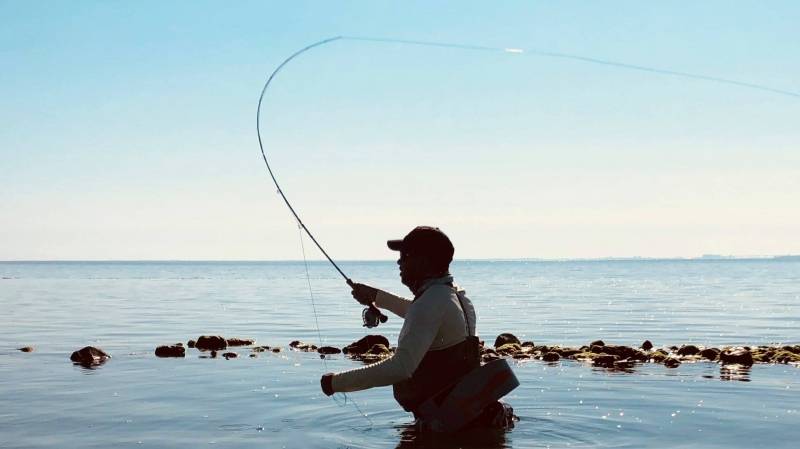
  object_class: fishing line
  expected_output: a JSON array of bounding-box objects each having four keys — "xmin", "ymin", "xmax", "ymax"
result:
[
  {"xmin": 257, "ymin": 34, "xmax": 797, "ymax": 427},
  {"xmin": 297, "ymin": 223, "xmax": 374, "ymax": 426},
  {"xmin": 257, "ymin": 35, "xmax": 799, "ymax": 287}
]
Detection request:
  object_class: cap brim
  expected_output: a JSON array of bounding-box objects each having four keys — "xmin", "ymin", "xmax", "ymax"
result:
[{"xmin": 387, "ymin": 239, "xmax": 404, "ymax": 251}]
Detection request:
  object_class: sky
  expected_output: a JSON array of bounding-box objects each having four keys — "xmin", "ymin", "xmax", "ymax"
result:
[{"xmin": 1, "ymin": 1, "xmax": 799, "ymax": 261}]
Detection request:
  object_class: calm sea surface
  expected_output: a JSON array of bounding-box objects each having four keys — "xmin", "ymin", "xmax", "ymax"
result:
[{"xmin": 1, "ymin": 260, "xmax": 799, "ymax": 448}]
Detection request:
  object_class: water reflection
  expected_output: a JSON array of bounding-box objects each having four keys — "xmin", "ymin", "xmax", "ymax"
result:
[
  {"xmin": 720, "ymin": 365, "xmax": 752, "ymax": 382},
  {"xmin": 394, "ymin": 423, "xmax": 510, "ymax": 449}
]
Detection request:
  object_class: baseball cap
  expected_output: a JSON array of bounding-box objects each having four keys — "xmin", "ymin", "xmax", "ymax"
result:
[{"xmin": 387, "ymin": 226, "xmax": 455, "ymax": 262}]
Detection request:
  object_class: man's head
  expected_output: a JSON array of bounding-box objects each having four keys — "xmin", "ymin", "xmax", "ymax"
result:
[{"xmin": 387, "ymin": 226, "xmax": 454, "ymax": 292}]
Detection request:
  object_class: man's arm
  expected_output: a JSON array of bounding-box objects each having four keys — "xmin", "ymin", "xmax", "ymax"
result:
[{"xmin": 350, "ymin": 282, "xmax": 411, "ymax": 318}]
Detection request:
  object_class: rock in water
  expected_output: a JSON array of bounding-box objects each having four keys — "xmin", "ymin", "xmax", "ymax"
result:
[
  {"xmin": 641, "ymin": 340, "xmax": 653, "ymax": 351},
  {"xmin": 18, "ymin": 346, "xmax": 34, "ymax": 353},
  {"xmin": 542, "ymin": 352, "xmax": 560, "ymax": 362},
  {"xmin": 342, "ymin": 335, "xmax": 390, "ymax": 355},
  {"xmin": 195, "ymin": 336, "xmax": 227, "ymax": 351},
  {"xmin": 222, "ymin": 352, "xmax": 238, "ymax": 359},
  {"xmin": 70, "ymin": 346, "xmax": 110, "ymax": 367},
  {"xmin": 187, "ymin": 340, "xmax": 196, "ymax": 348},
  {"xmin": 317, "ymin": 346, "xmax": 342, "ymax": 355},
  {"xmin": 677, "ymin": 345, "xmax": 700, "ymax": 356},
  {"xmin": 155, "ymin": 344, "xmax": 185, "ymax": 358},
  {"xmin": 289, "ymin": 341, "xmax": 318, "ymax": 352},
  {"xmin": 226, "ymin": 338, "xmax": 255, "ymax": 347},
  {"xmin": 720, "ymin": 347, "xmax": 754, "ymax": 366},
  {"xmin": 699, "ymin": 348, "xmax": 720, "ymax": 361},
  {"xmin": 590, "ymin": 340, "xmax": 605, "ymax": 347},
  {"xmin": 664, "ymin": 358, "xmax": 681, "ymax": 368},
  {"xmin": 494, "ymin": 333, "xmax": 520, "ymax": 348}
]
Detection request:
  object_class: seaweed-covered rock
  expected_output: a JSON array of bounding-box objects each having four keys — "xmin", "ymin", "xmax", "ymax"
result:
[
  {"xmin": 155, "ymin": 344, "xmax": 185, "ymax": 358},
  {"xmin": 720, "ymin": 347, "xmax": 754, "ymax": 366},
  {"xmin": 772, "ymin": 350, "xmax": 800, "ymax": 364},
  {"xmin": 226, "ymin": 338, "xmax": 255, "ymax": 347},
  {"xmin": 496, "ymin": 343, "xmax": 522, "ymax": 355},
  {"xmin": 317, "ymin": 346, "xmax": 342, "ymax": 355},
  {"xmin": 367, "ymin": 344, "xmax": 391, "ymax": 355},
  {"xmin": 222, "ymin": 352, "xmax": 238, "ymax": 359},
  {"xmin": 699, "ymin": 348, "xmax": 720, "ymax": 361},
  {"xmin": 289, "ymin": 341, "xmax": 318, "ymax": 352},
  {"xmin": 195, "ymin": 335, "xmax": 227, "ymax": 351},
  {"xmin": 650, "ymin": 350, "xmax": 669, "ymax": 363},
  {"xmin": 677, "ymin": 345, "xmax": 701, "ymax": 356},
  {"xmin": 494, "ymin": 333, "xmax": 521, "ymax": 348},
  {"xmin": 18, "ymin": 346, "xmax": 34, "ymax": 353},
  {"xmin": 342, "ymin": 335, "xmax": 390, "ymax": 355},
  {"xmin": 70, "ymin": 346, "xmax": 110, "ymax": 367},
  {"xmin": 664, "ymin": 358, "xmax": 681, "ymax": 368},
  {"xmin": 641, "ymin": 340, "xmax": 653, "ymax": 351},
  {"xmin": 542, "ymin": 352, "xmax": 560, "ymax": 362}
]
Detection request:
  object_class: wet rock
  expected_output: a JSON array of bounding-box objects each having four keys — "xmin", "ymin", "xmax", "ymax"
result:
[
  {"xmin": 155, "ymin": 344, "xmax": 185, "ymax": 358},
  {"xmin": 513, "ymin": 352, "xmax": 533, "ymax": 359},
  {"xmin": 641, "ymin": 340, "xmax": 653, "ymax": 351},
  {"xmin": 210, "ymin": 350, "xmax": 218, "ymax": 358},
  {"xmin": 669, "ymin": 345, "xmax": 679, "ymax": 351},
  {"xmin": 249, "ymin": 353, "xmax": 258, "ymax": 358},
  {"xmin": 187, "ymin": 339, "xmax": 196, "ymax": 348},
  {"xmin": 664, "ymin": 358, "xmax": 681, "ymax": 368},
  {"xmin": 614, "ymin": 358, "xmax": 636, "ymax": 369},
  {"xmin": 195, "ymin": 335, "xmax": 228, "ymax": 351},
  {"xmin": 270, "ymin": 347, "xmax": 282, "ymax": 353},
  {"xmin": 222, "ymin": 352, "xmax": 238, "ymax": 359},
  {"xmin": 289, "ymin": 341, "xmax": 318, "ymax": 352},
  {"xmin": 590, "ymin": 344, "xmax": 644, "ymax": 361},
  {"xmin": 496, "ymin": 343, "xmax": 522, "ymax": 355},
  {"xmin": 494, "ymin": 333, "xmax": 521, "ymax": 348},
  {"xmin": 650, "ymin": 350, "xmax": 669, "ymax": 363},
  {"xmin": 342, "ymin": 335, "xmax": 390, "ymax": 355},
  {"xmin": 556, "ymin": 348, "xmax": 582, "ymax": 358},
  {"xmin": 18, "ymin": 346, "xmax": 34, "ymax": 353},
  {"xmin": 677, "ymin": 345, "xmax": 700, "ymax": 356},
  {"xmin": 252, "ymin": 346, "xmax": 271, "ymax": 353},
  {"xmin": 367, "ymin": 344, "xmax": 391, "ymax": 355},
  {"xmin": 593, "ymin": 354, "xmax": 618, "ymax": 367},
  {"xmin": 317, "ymin": 346, "xmax": 342, "ymax": 355},
  {"xmin": 70, "ymin": 346, "xmax": 110, "ymax": 367},
  {"xmin": 482, "ymin": 354, "xmax": 500, "ymax": 363},
  {"xmin": 720, "ymin": 347, "xmax": 754, "ymax": 366},
  {"xmin": 521, "ymin": 341, "xmax": 535, "ymax": 348},
  {"xmin": 699, "ymin": 348, "xmax": 720, "ymax": 361},
  {"xmin": 542, "ymin": 352, "xmax": 560, "ymax": 362},
  {"xmin": 590, "ymin": 340, "xmax": 605, "ymax": 347},
  {"xmin": 226, "ymin": 338, "xmax": 255, "ymax": 347}
]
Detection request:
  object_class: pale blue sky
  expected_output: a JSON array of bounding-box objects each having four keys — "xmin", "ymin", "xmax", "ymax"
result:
[{"xmin": 2, "ymin": 1, "xmax": 798, "ymax": 260}]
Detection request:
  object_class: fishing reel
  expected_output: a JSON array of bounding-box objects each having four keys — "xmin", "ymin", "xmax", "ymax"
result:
[{"xmin": 362, "ymin": 304, "xmax": 388, "ymax": 328}]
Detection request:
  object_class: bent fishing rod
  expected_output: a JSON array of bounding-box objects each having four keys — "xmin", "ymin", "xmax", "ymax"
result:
[{"xmin": 256, "ymin": 35, "xmax": 800, "ymax": 326}]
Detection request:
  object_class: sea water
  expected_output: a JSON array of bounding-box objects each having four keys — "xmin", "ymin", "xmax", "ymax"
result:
[{"xmin": 1, "ymin": 260, "xmax": 798, "ymax": 448}]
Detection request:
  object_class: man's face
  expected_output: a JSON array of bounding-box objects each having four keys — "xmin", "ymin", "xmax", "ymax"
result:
[{"xmin": 397, "ymin": 250, "xmax": 427, "ymax": 290}]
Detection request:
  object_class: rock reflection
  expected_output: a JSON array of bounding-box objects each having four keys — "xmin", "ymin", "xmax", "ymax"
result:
[{"xmin": 720, "ymin": 364, "xmax": 752, "ymax": 382}]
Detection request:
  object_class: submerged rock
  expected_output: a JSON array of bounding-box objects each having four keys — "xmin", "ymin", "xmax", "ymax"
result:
[
  {"xmin": 720, "ymin": 347, "xmax": 754, "ymax": 366},
  {"xmin": 494, "ymin": 333, "xmax": 521, "ymax": 348},
  {"xmin": 252, "ymin": 346, "xmax": 271, "ymax": 353},
  {"xmin": 195, "ymin": 336, "xmax": 227, "ymax": 351},
  {"xmin": 70, "ymin": 346, "xmax": 110, "ymax": 367},
  {"xmin": 664, "ymin": 358, "xmax": 681, "ymax": 368},
  {"xmin": 226, "ymin": 338, "xmax": 255, "ymax": 347},
  {"xmin": 270, "ymin": 347, "xmax": 282, "ymax": 353},
  {"xmin": 18, "ymin": 346, "xmax": 34, "ymax": 353},
  {"xmin": 342, "ymin": 335, "xmax": 390, "ymax": 355},
  {"xmin": 155, "ymin": 344, "xmax": 185, "ymax": 358},
  {"xmin": 222, "ymin": 352, "xmax": 238, "ymax": 359},
  {"xmin": 641, "ymin": 340, "xmax": 653, "ymax": 351},
  {"xmin": 289, "ymin": 341, "xmax": 318, "ymax": 352},
  {"xmin": 317, "ymin": 346, "xmax": 342, "ymax": 355}
]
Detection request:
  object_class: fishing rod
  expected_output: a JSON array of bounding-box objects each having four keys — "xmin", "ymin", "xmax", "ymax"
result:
[{"xmin": 256, "ymin": 35, "xmax": 799, "ymax": 327}]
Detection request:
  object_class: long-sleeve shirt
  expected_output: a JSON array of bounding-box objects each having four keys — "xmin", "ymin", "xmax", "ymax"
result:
[{"xmin": 331, "ymin": 275, "xmax": 476, "ymax": 393}]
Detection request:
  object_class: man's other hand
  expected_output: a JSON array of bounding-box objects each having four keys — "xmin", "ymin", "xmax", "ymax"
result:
[
  {"xmin": 349, "ymin": 282, "xmax": 378, "ymax": 306},
  {"xmin": 320, "ymin": 373, "xmax": 334, "ymax": 396}
]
